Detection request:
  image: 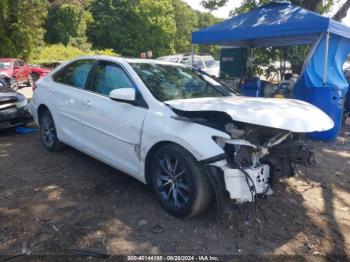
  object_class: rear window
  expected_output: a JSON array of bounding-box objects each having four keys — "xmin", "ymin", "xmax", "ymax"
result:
[{"xmin": 52, "ymin": 60, "xmax": 95, "ymax": 89}]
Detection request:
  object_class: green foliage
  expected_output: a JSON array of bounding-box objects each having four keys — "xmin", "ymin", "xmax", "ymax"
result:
[
  {"xmin": 30, "ymin": 44, "xmax": 117, "ymax": 64},
  {"xmin": 44, "ymin": 2, "xmax": 93, "ymax": 50},
  {"xmin": 88, "ymin": 0, "xmax": 176, "ymax": 57},
  {"xmin": 172, "ymin": 0, "xmax": 198, "ymax": 53},
  {"xmin": 0, "ymin": 0, "xmax": 227, "ymax": 61},
  {"xmin": 200, "ymin": 0, "xmax": 227, "ymax": 10},
  {"xmin": 201, "ymin": 0, "xmax": 334, "ymax": 14},
  {"xmin": 195, "ymin": 12, "xmax": 222, "ymax": 59},
  {"xmin": 0, "ymin": 0, "xmax": 47, "ymax": 59}
]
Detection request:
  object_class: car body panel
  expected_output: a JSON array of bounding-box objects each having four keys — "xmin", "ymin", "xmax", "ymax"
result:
[
  {"xmin": 29, "ymin": 66, "xmax": 51, "ymax": 80},
  {"xmin": 31, "ymin": 56, "xmax": 333, "ymax": 189},
  {"xmin": 166, "ymin": 96, "xmax": 334, "ymax": 133},
  {"xmin": 80, "ymin": 90, "xmax": 148, "ymax": 175},
  {"xmin": 0, "ymin": 87, "xmax": 32, "ymax": 129},
  {"xmin": 0, "ymin": 58, "xmax": 32, "ymax": 85}
]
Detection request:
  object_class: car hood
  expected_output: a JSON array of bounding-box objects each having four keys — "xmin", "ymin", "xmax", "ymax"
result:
[
  {"xmin": 165, "ymin": 96, "xmax": 334, "ymax": 133},
  {"xmin": 0, "ymin": 88, "xmax": 21, "ymax": 102},
  {"xmin": 0, "ymin": 68, "xmax": 11, "ymax": 73}
]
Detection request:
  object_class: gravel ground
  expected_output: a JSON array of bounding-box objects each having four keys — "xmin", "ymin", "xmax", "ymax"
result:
[{"xmin": 0, "ymin": 121, "xmax": 349, "ymax": 258}]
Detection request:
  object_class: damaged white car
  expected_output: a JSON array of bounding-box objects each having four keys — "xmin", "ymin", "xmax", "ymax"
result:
[{"xmin": 30, "ymin": 56, "xmax": 333, "ymax": 217}]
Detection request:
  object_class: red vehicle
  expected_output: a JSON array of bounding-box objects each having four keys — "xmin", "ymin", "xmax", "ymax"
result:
[
  {"xmin": 29, "ymin": 65, "xmax": 52, "ymax": 82},
  {"xmin": 0, "ymin": 58, "xmax": 33, "ymax": 90}
]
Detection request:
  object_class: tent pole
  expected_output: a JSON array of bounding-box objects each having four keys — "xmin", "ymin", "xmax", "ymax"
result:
[
  {"xmin": 323, "ymin": 32, "xmax": 330, "ymax": 85},
  {"xmin": 191, "ymin": 44, "xmax": 194, "ymax": 67}
]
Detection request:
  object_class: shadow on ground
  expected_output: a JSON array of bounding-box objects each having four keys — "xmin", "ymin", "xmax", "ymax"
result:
[{"xmin": 0, "ymin": 124, "xmax": 349, "ymax": 257}]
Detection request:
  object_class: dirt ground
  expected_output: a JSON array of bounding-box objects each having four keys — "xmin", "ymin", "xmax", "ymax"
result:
[{"xmin": 0, "ymin": 120, "xmax": 349, "ymax": 258}]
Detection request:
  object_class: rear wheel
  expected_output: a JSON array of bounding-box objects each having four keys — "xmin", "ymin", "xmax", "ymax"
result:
[
  {"xmin": 39, "ymin": 109, "xmax": 65, "ymax": 152},
  {"xmin": 31, "ymin": 73, "xmax": 39, "ymax": 82},
  {"xmin": 150, "ymin": 144, "xmax": 213, "ymax": 217}
]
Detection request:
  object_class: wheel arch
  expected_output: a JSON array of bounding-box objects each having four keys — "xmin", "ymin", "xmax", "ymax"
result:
[
  {"xmin": 144, "ymin": 141, "xmax": 176, "ymax": 185},
  {"xmin": 37, "ymin": 104, "xmax": 50, "ymax": 122}
]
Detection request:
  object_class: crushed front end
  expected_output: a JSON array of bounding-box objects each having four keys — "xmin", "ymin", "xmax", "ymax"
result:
[
  {"xmin": 0, "ymin": 89, "xmax": 32, "ymax": 130},
  {"xmin": 205, "ymin": 122, "xmax": 316, "ymax": 212}
]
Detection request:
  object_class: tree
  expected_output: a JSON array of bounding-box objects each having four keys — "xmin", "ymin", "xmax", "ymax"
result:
[
  {"xmin": 201, "ymin": 0, "xmax": 334, "ymax": 15},
  {"xmin": 333, "ymin": 0, "xmax": 350, "ymax": 21},
  {"xmin": 0, "ymin": 0, "xmax": 47, "ymax": 59},
  {"xmin": 195, "ymin": 11, "xmax": 222, "ymax": 58},
  {"xmin": 88, "ymin": 0, "xmax": 176, "ymax": 57},
  {"xmin": 200, "ymin": 0, "xmax": 227, "ymax": 10},
  {"xmin": 31, "ymin": 44, "xmax": 117, "ymax": 63},
  {"xmin": 172, "ymin": 0, "xmax": 198, "ymax": 53},
  {"xmin": 44, "ymin": 2, "xmax": 93, "ymax": 51}
]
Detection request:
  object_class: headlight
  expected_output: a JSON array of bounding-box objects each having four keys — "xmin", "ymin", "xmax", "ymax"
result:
[
  {"xmin": 213, "ymin": 136, "xmax": 226, "ymax": 148},
  {"xmin": 16, "ymin": 99, "xmax": 28, "ymax": 108}
]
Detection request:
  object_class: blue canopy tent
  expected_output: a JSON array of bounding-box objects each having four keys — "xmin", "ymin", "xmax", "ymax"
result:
[{"xmin": 192, "ymin": 1, "xmax": 350, "ymax": 140}]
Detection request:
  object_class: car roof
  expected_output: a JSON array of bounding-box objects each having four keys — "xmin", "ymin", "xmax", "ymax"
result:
[
  {"xmin": 0, "ymin": 58, "xmax": 17, "ymax": 62},
  {"xmin": 70, "ymin": 55, "xmax": 187, "ymax": 67}
]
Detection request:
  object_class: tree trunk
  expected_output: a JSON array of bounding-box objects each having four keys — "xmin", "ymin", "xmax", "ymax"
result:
[{"xmin": 333, "ymin": 0, "xmax": 350, "ymax": 21}]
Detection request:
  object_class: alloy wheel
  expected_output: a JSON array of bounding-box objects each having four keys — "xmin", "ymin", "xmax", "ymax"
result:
[
  {"xmin": 40, "ymin": 113, "xmax": 56, "ymax": 148},
  {"xmin": 155, "ymin": 153, "xmax": 191, "ymax": 209}
]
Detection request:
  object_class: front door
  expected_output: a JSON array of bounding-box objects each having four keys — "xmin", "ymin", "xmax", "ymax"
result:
[{"xmin": 81, "ymin": 60, "xmax": 147, "ymax": 176}]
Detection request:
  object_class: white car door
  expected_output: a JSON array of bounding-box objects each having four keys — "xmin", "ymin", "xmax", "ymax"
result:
[
  {"xmin": 81, "ymin": 60, "xmax": 148, "ymax": 175},
  {"xmin": 50, "ymin": 59, "xmax": 96, "ymax": 149}
]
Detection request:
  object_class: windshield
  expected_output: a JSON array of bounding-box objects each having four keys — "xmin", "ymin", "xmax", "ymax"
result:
[
  {"xmin": 131, "ymin": 63, "xmax": 230, "ymax": 102},
  {"xmin": 202, "ymin": 57, "xmax": 217, "ymax": 68},
  {"xmin": 0, "ymin": 62, "xmax": 11, "ymax": 69}
]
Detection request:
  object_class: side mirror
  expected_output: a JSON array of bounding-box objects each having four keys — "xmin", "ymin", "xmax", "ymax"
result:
[{"xmin": 109, "ymin": 88, "xmax": 136, "ymax": 103}]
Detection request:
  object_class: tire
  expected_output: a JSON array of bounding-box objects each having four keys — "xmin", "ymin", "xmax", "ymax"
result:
[
  {"xmin": 150, "ymin": 144, "xmax": 213, "ymax": 217},
  {"xmin": 39, "ymin": 109, "xmax": 65, "ymax": 152},
  {"xmin": 31, "ymin": 73, "xmax": 39, "ymax": 83},
  {"xmin": 10, "ymin": 77, "xmax": 18, "ymax": 91}
]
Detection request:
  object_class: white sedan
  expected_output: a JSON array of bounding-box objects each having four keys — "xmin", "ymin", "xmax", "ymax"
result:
[{"xmin": 30, "ymin": 56, "xmax": 333, "ymax": 217}]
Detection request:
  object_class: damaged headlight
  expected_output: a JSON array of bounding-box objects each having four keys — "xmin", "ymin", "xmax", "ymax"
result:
[
  {"xmin": 213, "ymin": 136, "xmax": 226, "ymax": 148},
  {"xmin": 213, "ymin": 136, "xmax": 257, "ymax": 149},
  {"xmin": 16, "ymin": 98, "xmax": 28, "ymax": 109}
]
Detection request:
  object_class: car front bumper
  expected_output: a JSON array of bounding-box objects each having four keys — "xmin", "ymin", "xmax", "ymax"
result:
[{"xmin": 0, "ymin": 106, "xmax": 33, "ymax": 130}]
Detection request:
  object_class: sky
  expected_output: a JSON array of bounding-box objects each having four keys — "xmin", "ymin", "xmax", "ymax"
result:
[{"xmin": 184, "ymin": 0, "xmax": 350, "ymax": 25}]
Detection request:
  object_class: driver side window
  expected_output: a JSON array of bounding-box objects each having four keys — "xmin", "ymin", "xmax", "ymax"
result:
[
  {"xmin": 13, "ymin": 60, "xmax": 21, "ymax": 68},
  {"xmin": 90, "ymin": 62, "xmax": 134, "ymax": 96}
]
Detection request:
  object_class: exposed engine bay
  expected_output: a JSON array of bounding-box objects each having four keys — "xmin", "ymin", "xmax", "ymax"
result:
[{"xmin": 171, "ymin": 109, "xmax": 316, "ymax": 211}]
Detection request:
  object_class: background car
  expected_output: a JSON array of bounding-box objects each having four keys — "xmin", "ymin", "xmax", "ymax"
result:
[
  {"xmin": 29, "ymin": 65, "xmax": 52, "ymax": 82},
  {"xmin": 0, "ymin": 58, "xmax": 33, "ymax": 90},
  {"xmin": 0, "ymin": 86, "xmax": 32, "ymax": 130},
  {"xmin": 157, "ymin": 54, "xmax": 220, "ymax": 78}
]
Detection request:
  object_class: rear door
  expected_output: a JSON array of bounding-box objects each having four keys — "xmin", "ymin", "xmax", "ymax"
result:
[
  {"xmin": 81, "ymin": 60, "xmax": 148, "ymax": 175},
  {"xmin": 50, "ymin": 59, "xmax": 96, "ymax": 149}
]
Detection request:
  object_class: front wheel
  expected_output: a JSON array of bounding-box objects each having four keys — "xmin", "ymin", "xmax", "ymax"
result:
[
  {"xmin": 150, "ymin": 144, "xmax": 213, "ymax": 217},
  {"xmin": 39, "ymin": 110, "xmax": 65, "ymax": 152},
  {"xmin": 10, "ymin": 77, "xmax": 18, "ymax": 91}
]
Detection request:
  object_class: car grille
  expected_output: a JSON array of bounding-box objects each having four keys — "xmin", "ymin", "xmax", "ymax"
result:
[{"xmin": 0, "ymin": 102, "xmax": 16, "ymax": 110}]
